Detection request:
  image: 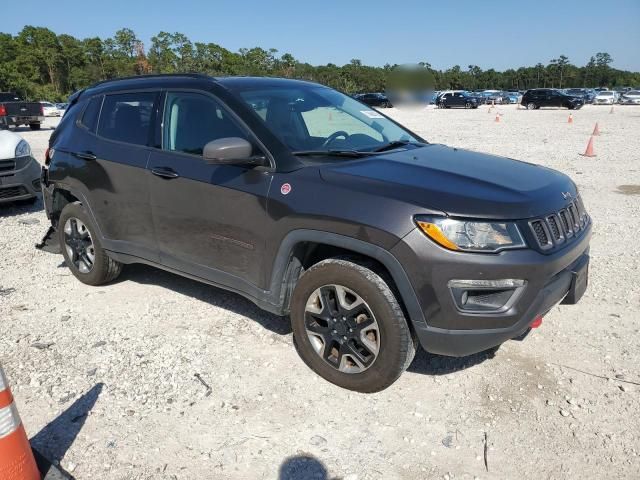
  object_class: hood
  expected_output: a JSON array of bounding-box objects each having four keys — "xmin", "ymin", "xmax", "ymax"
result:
[
  {"xmin": 0, "ymin": 130, "xmax": 23, "ymax": 160},
  {"xmin": 319, "ymin": 144, "xmax": 577, "ymax": 219}
]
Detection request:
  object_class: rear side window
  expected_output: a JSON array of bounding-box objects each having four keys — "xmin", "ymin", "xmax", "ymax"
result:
[
  {"xmin": 80, "ymin": 96, "xmax": 103, "ymax": 132},
  {"xmin": 97, "ymin": 92, "xmax": 156, "ymax": 146}
]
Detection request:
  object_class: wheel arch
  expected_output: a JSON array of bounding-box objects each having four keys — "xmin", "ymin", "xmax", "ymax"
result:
[{"xmin": 269, "ymin": 230, "xmax": 426, "ymax": 327}]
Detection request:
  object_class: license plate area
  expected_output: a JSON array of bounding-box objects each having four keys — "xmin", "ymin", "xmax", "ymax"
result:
[{"xmin": 562, "ymin": 256, "xmax": 589, "ymax": 304}]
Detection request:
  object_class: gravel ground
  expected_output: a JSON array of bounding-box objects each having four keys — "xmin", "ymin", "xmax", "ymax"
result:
[{"xmin": 1, "ymin": 105, "xmax": 639, "ymax": 480}]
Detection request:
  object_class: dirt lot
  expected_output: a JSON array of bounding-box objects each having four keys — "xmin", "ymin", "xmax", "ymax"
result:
[{"xmin": 1, "ymin": 104, "xmax": 639, "ymax": 480}]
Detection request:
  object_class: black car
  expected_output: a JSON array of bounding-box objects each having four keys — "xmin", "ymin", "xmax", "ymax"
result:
[
  {"xmin": 564, "ymin": 88, "xmax": 595, "ymax": 104},
  {"xmin": 39, "ymin": 75, "xmax": 591, "ymax": 392},
  {"xmin": 354, "ymin": 92, "xmax": 392, "ymax": 108},
  {"xmin": 521, "ymin": 89, "xmax": 584, "ymax": 110},
  {"xmin": 437, "ymin": 91, "xmax": 479, "ymax": 109}
]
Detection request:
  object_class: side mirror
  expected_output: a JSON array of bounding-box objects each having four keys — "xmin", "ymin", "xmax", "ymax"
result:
[{"xmin": 203, "ymin": 137, "xmax": 264, "ymax": 166}]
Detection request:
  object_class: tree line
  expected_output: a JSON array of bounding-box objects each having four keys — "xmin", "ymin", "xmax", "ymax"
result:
[{"xmin": 1, "ymin": 26, "xmax": 639, "ymax": 102}]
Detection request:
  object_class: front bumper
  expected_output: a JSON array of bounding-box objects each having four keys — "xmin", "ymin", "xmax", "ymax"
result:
[
  {"xmin": 0, "ymin": 156, "xmax": 41, "ymax": 203},
  {"xmin": 392, "ymin": 222, "xmax": 592, "ymax": 356}
]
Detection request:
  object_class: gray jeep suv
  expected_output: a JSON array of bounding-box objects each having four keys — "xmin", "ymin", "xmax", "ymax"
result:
[{"xmin": 38, "ymin": 75, "xmax": 591, "ymax": 392}]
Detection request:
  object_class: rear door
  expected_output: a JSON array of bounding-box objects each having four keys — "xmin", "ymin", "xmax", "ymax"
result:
[
  {"xmin": 147, "ymin": 90, "xmax": 273, "ymax": 288},
  {"xmin": 86, "ymin": 91, "xmax": 160, "ymax": 261}
]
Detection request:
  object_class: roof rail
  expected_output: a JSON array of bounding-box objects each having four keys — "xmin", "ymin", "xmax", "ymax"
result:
[{"xmin": 89, "ymin": 73, "xmax": 212, "ymax": 88}]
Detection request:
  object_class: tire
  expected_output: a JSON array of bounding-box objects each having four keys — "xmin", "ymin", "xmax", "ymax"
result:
[
  {"xmin": 290, "ymin": 257, "xmax": 416, "ymax": 393},
  {"xmin": 29, "ymin": 123, "xmax": 41, "ymax": 130},
  {"xmin": 58, "ymin": 202, "xmax": 122, "ymax": 286},
  {"xmin": 465, "ymin": 102, "xmax": 471, "ymax": 109},
  {"xmin": 526, "ymin": 102, "xmax": 537, "ymax": 110}
]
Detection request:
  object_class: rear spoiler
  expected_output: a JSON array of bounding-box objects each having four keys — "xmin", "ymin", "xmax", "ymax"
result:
[{"xmin": 67, "ymin": 88, "xmax": 85, "ymax": 106}]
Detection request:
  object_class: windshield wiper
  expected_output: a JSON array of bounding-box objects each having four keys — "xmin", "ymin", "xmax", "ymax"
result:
[
  {"xmin": 371, "ymin": 140, "xmax": 418, "ymax": 152},
  {"xmin": 292, "ymin": 149, "xmax": 372, "ymax": 158}
]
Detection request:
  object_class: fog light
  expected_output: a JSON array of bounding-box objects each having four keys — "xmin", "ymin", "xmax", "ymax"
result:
[{"xmin": 448, "ymin": 279, "xmax": 526, "ymax": 313}]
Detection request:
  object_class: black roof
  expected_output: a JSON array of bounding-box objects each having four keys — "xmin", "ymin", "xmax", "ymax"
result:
[{"xmin": 83, "ymin": 74, "xmax": 324, "ymax": 96}]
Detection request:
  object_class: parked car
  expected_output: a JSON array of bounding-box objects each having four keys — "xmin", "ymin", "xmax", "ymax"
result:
[
  {"xmin": 437, "ymin": 91, "xmax": 479, "ymax": 108},
  {"xmin": 0, "ymin": 92, "xmax": 45, "ymax": 130},
  {"xmin": 593, "ymin": 91, "xmax": 618, "ymax": 105},
  {"xmin": 55, "ymin": 102, "xmax": 69, "ymax": 112},
  {"xmin": 564, "ymin": 88, "xmax": 591, "ymax": 103},
  {"xmin": 0, "ymin": 130, "xmax": 41, "ymax": 204},
  {"xmin": 38, "ymin": 74, "xmax": 591, "ymax": 392},
  {"xmin": 354, "ymin": 93, "xmax": 392, "ymax": 108},
  {"xmin": 482, "ymin": 90, "xmax": 508, "ymax": 104},
  {"xmin": 40, "ymin": 101, "xmax": 62, "ymax": 117},
  {"xmin": 504, "ymin": 91, "xmax": 520, "ymax": 104},
  {"xmin": 521, "ymin": 89, "xmax": 584, "ymax": 110},
  {"xmin": 618, "ymin": 90, "xmax": 640, "ymax": 105}
]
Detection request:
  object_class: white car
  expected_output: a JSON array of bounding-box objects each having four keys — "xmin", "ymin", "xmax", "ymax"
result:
[
  {"xmin": 618, "ymin": 90, "xmax": 640, "ymax": 105},
  {"xmin": 40, "ymin": 101, "xmax": 61, "ymax": 117},
  {"xmin": 594, "ymin": 91, "xmax": 617, "ymax": 105},
  {"xmin": 0, "ymin": 130, "xmax": 41, "ymax": 203}
]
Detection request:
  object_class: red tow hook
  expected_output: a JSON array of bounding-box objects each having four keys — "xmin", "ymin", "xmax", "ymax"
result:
[{"xmin": 530, "ymin": 315, "xmax": 543, "ymax": 329}]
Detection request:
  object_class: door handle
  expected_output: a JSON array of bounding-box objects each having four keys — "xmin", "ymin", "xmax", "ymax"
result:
[
  {"xmin": 73, "ymin": 151, "xmax": 97, "ymax": 161},
  {"xmin": 151, "ymin": 167, "xmax": 180, "ymax": 179}
]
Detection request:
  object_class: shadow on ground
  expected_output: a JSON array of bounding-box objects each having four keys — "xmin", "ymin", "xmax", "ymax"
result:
[
  {"xmin": 0, "ymin": 196, "xmax": 43, "ymax": 218},
  {"xmin": 279, "ymin": 454, "xmax": 339, "ymax": 480},
  {"xmin": 30, "ymin": 383, "xmax": 104, "ymax": 466},
  {"xmin": 117, "ymin": 264, "xmax": 292, "ymax": 335},
  {"xmin": 408, "ymin": 345, "xmax": 497, "ymax": 376}
]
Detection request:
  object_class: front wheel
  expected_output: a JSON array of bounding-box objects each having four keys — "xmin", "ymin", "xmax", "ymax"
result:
[
  {"xmin": 465, "ymin": 102, "xmax": 472, "ymax": 109},
  {"xmin": 290, "ymin": 258, "xmax": 416, "ymax": 393},
  {"xmin": 58, "ymin": 202, "xmax": 123, "ymax": 285},
  {"xmin": 526, "ymin": 102, "xmax": 537, "ymax": 110}
]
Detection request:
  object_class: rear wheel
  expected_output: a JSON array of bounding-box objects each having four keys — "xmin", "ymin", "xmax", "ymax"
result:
[
  {"xmin": 58, "ymin": 202, "xmax": 122, "ymax": 285},
  {"xmin": 29, "ymin": 123, "xmax": 41, "ymax": 130},
  {"xmin": 290, "ymin": 258, "xmax": 416, "ymax": 392}
]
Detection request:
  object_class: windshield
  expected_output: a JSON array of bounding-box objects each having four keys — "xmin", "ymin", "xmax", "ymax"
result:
[
  {"xmin": 599, "ymin": 92, "xmax": 614, "ymax": 96},
  {"xmin": 237, "ymin": 85, "xmax": 420, "ymax": 153},
  {"xmin": 627, "ymin": 91, "xmax": 640, "ymax": 95}
]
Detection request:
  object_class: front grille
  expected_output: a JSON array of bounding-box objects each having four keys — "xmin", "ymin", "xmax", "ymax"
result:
[
  {"xmin": 530, "ymin": 220, "xmax": 551, "ymax": 248},
  {"xmin": 0, "ymin": 186, "xmax": 28, "ymax": 199},
  {"xmin": 528, "ymin": 196, "xmax": 589, "ymax": 251},
  {"xmin": 0, "ymin": 160, "xmax": 16, "ymax": 173}
]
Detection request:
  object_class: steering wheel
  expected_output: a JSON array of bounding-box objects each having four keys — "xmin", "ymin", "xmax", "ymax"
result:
[{"xmin": 321, "ymin": 131, "xmax": 350, "ymax": 148}]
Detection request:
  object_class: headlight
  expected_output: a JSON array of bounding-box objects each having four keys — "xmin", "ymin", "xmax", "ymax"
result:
[
  {"xmin": 15, "ymin": 140, "xmax": 31, "ymax": 158},
  {"xmin": 415, "ymin": 216, "xmax": 526, "ymax": 253}
]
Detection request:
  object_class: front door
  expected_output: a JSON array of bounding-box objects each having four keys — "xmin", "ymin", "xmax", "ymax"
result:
[{"xmin": 147, "ymin": 90, "xmax": 273, "ymax": 289}]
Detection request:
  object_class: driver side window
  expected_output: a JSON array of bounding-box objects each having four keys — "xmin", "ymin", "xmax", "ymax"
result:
[{"xmin": 163, "ymin": 91, "xmax": 248, "ymax": 156}]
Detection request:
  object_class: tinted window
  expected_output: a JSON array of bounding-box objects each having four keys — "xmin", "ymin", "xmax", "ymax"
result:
[
  {"xmin": 97, "ymin": 92, "xmax": 156, "ymax": 146},
  {"xmin": 80, "ymin": 96, "xmax": 103, "ymax": 132},
  {"xmin": 163, "ymin": 91, "xmax": 248, "ymax": 156}
]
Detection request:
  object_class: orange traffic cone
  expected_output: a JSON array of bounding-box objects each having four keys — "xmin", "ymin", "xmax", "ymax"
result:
[
  {"xmin": 0, "ymin": 365, "xmax": 40, "ymax": 480},
  {"xmin": 568, "ymin": 113, "xmax": 573, "ymax": 124},
  {"xmin": 580, "ymin": 136, "xmax": 596, "ymax": 157},
  {"xmin": 495, "ymin": 113, "xmax": 500, "ymax": 123},
  {"xmin": 592, "ymin": 122, "xmax": 600, "ymax": 136}
]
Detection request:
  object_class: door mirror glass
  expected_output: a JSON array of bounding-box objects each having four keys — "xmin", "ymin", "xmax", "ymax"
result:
[{"xmin": 203, "ymin": 137, "xmax": 258, "ymax": 165}]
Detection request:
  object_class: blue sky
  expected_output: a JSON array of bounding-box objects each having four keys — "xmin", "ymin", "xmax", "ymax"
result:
[{"xmin": 4, "ymin": 0, "xmax": 640, "ymax": 71}]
